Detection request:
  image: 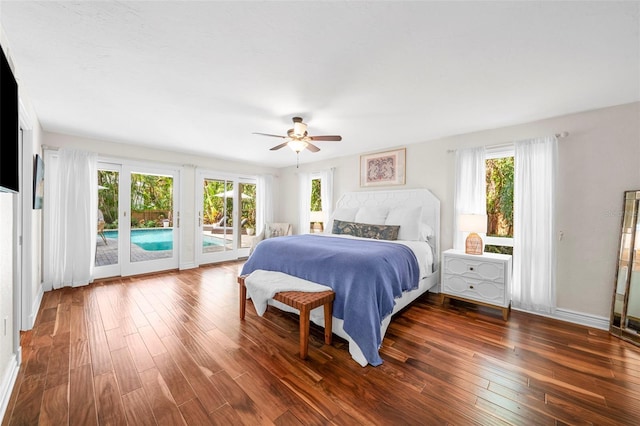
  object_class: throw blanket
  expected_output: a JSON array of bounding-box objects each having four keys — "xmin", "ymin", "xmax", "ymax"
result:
[
  {"xmin": 245, "ymin": 270, "xmax": 332, "ymax": 316},
  {"xmin": 241, "ymin": 234, "xmax": 420, "ymax": 365}
]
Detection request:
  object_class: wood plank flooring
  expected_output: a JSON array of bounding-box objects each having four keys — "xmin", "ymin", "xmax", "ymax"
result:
[{"xmin": 3, "ymin": 260, "xmax": 640, "ymax": 425}]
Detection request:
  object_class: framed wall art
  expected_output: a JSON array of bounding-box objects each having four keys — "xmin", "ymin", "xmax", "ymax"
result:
[{"xmin": 360, "ymin": 148, "xmax": 406, "ymax": 187}]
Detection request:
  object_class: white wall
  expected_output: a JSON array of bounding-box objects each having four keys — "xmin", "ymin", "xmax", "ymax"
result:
[
  {"xmin": 277, "ymin": 102, "xmax": 640, "ymax": 323},
  {"xmin": 0, "ymin": 16, "xmax": 45, "ymax": 419},
  {"xmin": 43, "ymin": 131, "xmax": 279, "ymax": 269}
]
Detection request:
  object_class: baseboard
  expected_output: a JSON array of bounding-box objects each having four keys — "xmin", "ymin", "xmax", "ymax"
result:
[
  {"xmin": 28, "ymin": 284, "xmax": 44, "ymax": 329},
  {"xmin": 553, "ymin": 308, "xmax": 610, "ymax": 330},
  {"xmin": 513, "ymin": 306, "xmax": 610, "ymax": 330},
  {"xmin": 0, "ymin": 353, "xmax": 20, "ymax": 422},
  {"xmin": 179, "ymin": 262, "xmax": 197, "ymax": 271}
]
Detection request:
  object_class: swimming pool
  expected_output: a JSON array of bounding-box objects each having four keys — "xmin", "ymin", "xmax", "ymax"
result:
[{"xmin": 103, "ymin": 229, "xmax": 223, "ymax": 251}]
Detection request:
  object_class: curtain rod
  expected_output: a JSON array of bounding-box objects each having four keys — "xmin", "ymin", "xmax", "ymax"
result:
[{"xmin": 446, "ymin": 131, "xmax": 569, "ymax": 153}]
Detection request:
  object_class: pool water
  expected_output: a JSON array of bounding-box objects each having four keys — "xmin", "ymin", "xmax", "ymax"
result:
[{"xmin": 103, "ymin": 229, "xmax": 224, "ymax": 251}]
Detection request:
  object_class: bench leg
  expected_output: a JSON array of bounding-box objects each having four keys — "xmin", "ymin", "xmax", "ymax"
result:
[
  {"xmin": 238, "ymin": 277, "xmax": 246, "ymax": 320},
  {"xmin": 323, "ymin": 301, "xmax": 333, "ymax": 345},
  {"xmin": 299, "ymin": 306, "xmax": 310, "ymax": 359}
]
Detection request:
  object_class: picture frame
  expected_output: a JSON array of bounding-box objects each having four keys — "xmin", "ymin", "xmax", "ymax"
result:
[
  {"xmin": 33, "ymin": 154, "xmax": 44, "ymax": 209},
  {"xmin": 360, "ymin": 148, "xmax": 406, "ymax": 187}
]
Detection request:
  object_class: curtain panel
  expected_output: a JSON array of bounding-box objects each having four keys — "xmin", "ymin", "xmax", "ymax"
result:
[
  {"xmin": 513, "ymin": 136, "xmax": 558, "ymax": 313},
  {"xmin": 43, "ymin": 148, "xmax": 98, "ymax": 289},
  {"xmin": 297, "ymin": 172, "xmax": 311, "ymax": 235},
  {"xmin": 256, "ymin": 174, "xmax": 274, "ymax": 233},
  {"xmin": 319, "ymin": 168, "xmax": 334, "ymax": 226},
  {"xmin": 453, "ymin": 147, "xmax": 487, "ymax": 250}
]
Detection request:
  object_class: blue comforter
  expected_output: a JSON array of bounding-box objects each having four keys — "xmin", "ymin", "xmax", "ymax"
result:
[{"xmin": 241, "ymin": 234, "xmax": 420, "ymax": 365}]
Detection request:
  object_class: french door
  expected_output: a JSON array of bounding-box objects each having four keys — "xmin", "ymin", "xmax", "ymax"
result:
[
  {"xmin": 195, "ymin": 170, "xmax": 256, "ymax": 265},
  {"xmin": 94, "ymin": 161, "xmax": 180, "ymax": 278}
]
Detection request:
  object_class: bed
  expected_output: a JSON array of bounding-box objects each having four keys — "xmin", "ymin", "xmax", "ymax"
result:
[{"xmin": 240, "ymin": 188, "xmax": 440, "ymax": 366}]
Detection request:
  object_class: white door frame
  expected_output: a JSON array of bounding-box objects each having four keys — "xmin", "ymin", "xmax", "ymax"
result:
[
  {"xmin": 18, "ymin": 99, "xmax": 39, "ymax": 335},
  {"xmin": 93, "ymin": 161, "xmax": 122, "ymax": 280},
  {"xmin": 121, "ymin": 163, "xmax": 181, "ymax": 276},
  {"xmin": 195, "ymin": 169, "xmax": 254, "ymax": 266},
  {"xmin": 94, "ymin": 159, "xmax": 182, "ymax": 278}
]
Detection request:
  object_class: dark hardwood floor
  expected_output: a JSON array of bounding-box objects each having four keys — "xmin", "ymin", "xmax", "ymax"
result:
[{"xmin": 3, "ymin": 260, "xmax": 640, "ymax": 425}]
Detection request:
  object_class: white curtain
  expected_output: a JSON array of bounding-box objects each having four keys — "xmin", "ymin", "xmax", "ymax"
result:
[
  {"xmin": 256, "ymin": 174, "xmax": 273, "ymax": 232},
  {"xmin": 298, "ymin": 172, "xmax": 311, "ymax": 234},
  {"xmin": 513, "ymin": 136, "xmax": 558, "ymax": 313},
  {"xmin": 453, "ymin": 147, "xmax": 487, "ymax": 250},
  {"xmin": 43, "ymin": 148, "xmax": 98, "ymax": 289},
  {"xmin": 319, "ymin": 168, "xmax": 334, "ymax": 226}
]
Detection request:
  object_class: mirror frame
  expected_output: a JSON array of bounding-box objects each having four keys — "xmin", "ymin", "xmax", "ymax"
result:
[{"xmin": 610, "ymin": 190, "xmax": 640, "ymax": 346}]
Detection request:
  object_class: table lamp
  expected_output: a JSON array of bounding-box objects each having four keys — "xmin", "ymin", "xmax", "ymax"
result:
[
  {"xmin": 310, "ymin": 211, "xmax": 324, "ymax": 233},
  {"xmin": 459, "ymin": 214, "xmax": 487, "ymax": 255}
]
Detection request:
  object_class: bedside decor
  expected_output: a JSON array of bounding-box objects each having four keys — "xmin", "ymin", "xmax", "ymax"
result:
[
  {"xmin": 360, "ymin": 148, "xmax": 406, "ymax": 187},
  {"xmin": 441, "ymin": 249, "xmax": 513, "ymax": 320},
  {"xmin": 459, "ymin": 214, "xmax": 487, "ymax": 255},
  {"xmin": 309, "ymin": 211, "xmax": 324, "ymax": 233}
]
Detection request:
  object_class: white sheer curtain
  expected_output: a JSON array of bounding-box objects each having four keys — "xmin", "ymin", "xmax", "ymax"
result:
[
  {"xmin": 298, "ymin": 172, "xmax": 311, "ymax": 234},
  {"xmin": 43, "ymin": 148, "xmax": 98, "ymax": 290},
  {"xmin": 453, "ymin": 147, "xmax": 487, "ymax": 250},
  {"xmin": 319, "ymin": 168, "xmax": 334, "ymax": 225},
  {"xmin": 513, "ymin": 136, "xmax": 558, "ymax": 314},
  {"xmin": 256, "ymin": 174, "xmax": 273, "ymax": 233}
]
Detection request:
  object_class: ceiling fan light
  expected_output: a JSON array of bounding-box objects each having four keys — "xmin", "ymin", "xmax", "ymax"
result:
[
  {"xmin": 293, "ymin": 121, "xmax": 307, "ymax": 137},
  {"xmin": 288, "ymin": 140, "xmax": 308, "ymax": 153}
]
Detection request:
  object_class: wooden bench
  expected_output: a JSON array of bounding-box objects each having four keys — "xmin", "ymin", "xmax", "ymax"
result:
[{"xmin": 238, "ymin": 274, "xmax": 335, "ymax": 359}]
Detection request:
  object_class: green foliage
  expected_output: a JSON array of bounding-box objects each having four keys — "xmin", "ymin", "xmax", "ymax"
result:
[
  {"xmin": 201, "ymin": 180, "xmax": 257, "ymax": 229},
  {"xmin": 241, "ymin": 183, "xmax": 256, "ymax": 228},
  {"xmin": 486, "ymin": 157, "xmax": 514, "ymax": 237},
  {"xmin": 131, "ymin": 173, "xmax": 173, "ymax": 212},
  {"xmin": 311, "ymin": 178, "xmax": 322, "ymax": 212},
  {"xmin": 98, "ymin": 170, "xmax": 119, "ymax": 225},
  {"xmin": 484, "ymin": 244, "xmax": 514, "ymax": 255}
]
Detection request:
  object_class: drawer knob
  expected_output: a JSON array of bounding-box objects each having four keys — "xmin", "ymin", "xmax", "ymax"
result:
[
  {"xmin": 469, "ymin": 267, "xmax": 474, "ymax": 271},
  {"xmin": 469, "ymin": 285, "xmax": 474, "ymax": 289}
]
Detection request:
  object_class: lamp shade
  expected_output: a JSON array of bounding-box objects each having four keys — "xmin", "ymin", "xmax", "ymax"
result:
[
  {"xmin": 288, "ymin": 140, "xmax": 308, "ymax": 153},
  {"xmin": 458, "ymin": 214, "xmax": 487, "ymax": 233},
  {"xmin": 309, "ymin": 211, "xmax": 324, "ymax": 223}
]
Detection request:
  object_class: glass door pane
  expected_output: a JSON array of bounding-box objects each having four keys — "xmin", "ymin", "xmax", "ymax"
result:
[
  {"xmin": 129, "ymin": 172, "xmax": 174, "ymax": 263},
  {"xmin": 202, "ymin": 178, "xmax": 235, "ymax": 254},
  {"xmin": 196, "ymin": 172, "xmax": 254, "ymax": 265},
  {"xmin": 96, "ymin": 169, "xmax": 119, "ymax": 267},
  {"xmin": 95, "ymin": 165, "xmax": 121, "ymax": 279},
  {"xmin": 239, "ymin": 182, "xmax": 256, "ymax": 249}
]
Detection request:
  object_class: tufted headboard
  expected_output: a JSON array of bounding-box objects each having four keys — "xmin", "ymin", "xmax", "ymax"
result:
[{"xmin": 335, "ymin": 189, "xmax": 441, "ymax": 270}]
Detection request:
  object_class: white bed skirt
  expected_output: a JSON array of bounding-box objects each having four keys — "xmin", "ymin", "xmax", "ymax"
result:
[{"xmin": 264, "ymin": 271, "xmax": 440, "ymax": 367}]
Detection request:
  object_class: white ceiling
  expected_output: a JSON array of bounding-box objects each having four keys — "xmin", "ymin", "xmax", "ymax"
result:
[{"xmin": 1, "ymin": 1, "xmax": 638, "ymax": 168}]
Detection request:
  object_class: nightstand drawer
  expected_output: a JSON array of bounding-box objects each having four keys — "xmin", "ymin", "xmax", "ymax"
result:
[
  {"xmin": 442, "ymin": 275, "xmax": 506, "ymax": 306},
  {"xmin": 444, "ymin": 256, "xmax": 505, "ymax": 283}
]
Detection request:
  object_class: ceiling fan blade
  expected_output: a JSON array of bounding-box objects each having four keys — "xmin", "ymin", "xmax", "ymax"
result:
[
  {"xmin": 270, "ymin": 142, "xmax": 290, "ymax": 151},
  {"xmin": 305, "ymin": 142, "xmax": 321, "ymax": 152},
  {"xmin": 253, "ymin": 132, "xmax": 285, "ymax": 138},
  {"xmin": 308, "ymin": 135, "xmax": 342, "ymax": 141}
]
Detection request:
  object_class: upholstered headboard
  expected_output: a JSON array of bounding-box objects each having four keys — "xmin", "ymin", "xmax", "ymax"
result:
[{"xmin": 335, "ymin": 189, "xmax": 441, "ymax": 269}]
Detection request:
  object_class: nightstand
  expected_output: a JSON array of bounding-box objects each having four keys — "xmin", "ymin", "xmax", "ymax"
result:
[{"xmin": 441, "ymin": 249, "xmax": 513, "ymax": 320}]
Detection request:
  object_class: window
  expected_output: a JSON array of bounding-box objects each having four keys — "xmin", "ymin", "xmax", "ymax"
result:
[
  {"xmin": 310, "ymin": 177, "xmax": 322, "ymax": 232},
  {"xmin": 485, "ymin": 146, "xmax": 514, "ymax": 255}
]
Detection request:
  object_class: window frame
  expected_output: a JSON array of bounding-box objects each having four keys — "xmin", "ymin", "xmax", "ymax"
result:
[{"xmin": 485, "ymin": 144, "xmax": 514, "ymax": 250}]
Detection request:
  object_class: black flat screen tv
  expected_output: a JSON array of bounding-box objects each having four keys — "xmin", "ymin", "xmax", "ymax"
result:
[{"xmin": 0, "ymin": 44, "xmax": 19, "ymax": 193}]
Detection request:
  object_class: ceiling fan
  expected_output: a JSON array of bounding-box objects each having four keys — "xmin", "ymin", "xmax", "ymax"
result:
[{"xmin": 253, "ymin": 117, "xmax": 342, "ymax": 159}]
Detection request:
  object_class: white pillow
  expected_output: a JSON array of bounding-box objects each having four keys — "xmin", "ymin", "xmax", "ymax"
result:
[
  {"xmin": 326, "ymin": 208, "xmax": 358, "ymax": 233},
  {"xmin": 385, "ymin": 207, "xmax": 422, "ymax": 240},
  {"xmin": 354, "ymin": 207, "xmax": 389, "ymax": 225},
  {"xmin": 420, "ymin": 223, "xmax": 434, "ymax": 241}
]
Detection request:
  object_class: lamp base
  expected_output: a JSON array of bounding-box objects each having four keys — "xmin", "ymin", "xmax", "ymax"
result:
[{"xmin": 465, "ymin": 232, "xmax": 483, "ymax": 255}]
